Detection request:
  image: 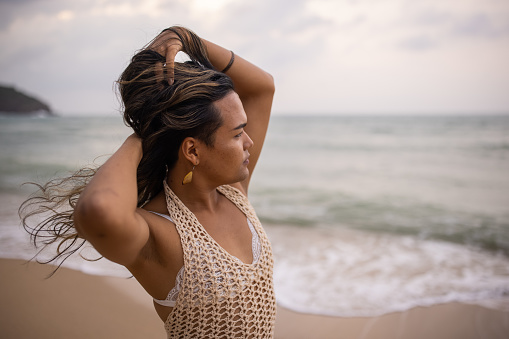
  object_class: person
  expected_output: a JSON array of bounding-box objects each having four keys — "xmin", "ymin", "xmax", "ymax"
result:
[{"xmin": 20, "ymin": 26, "xmax": 276, "ymax": 338}]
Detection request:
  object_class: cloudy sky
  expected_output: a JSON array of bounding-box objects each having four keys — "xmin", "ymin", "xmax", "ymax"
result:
[{"xmin": 0, "ymin": 0, "xmax": 508, "ymax": 115}]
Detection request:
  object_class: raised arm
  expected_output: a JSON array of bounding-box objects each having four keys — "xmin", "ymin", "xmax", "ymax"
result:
[
  {"xmin": 204, "ymin": 39, "xmax": 275, "ymax": 193},
  {"xmin": 74, "ymin": 135, "xmax": 149, "ymax": 266},
  {"xmin": 149, "ymin": 27, "xmax": 275, "ymax": 193}
]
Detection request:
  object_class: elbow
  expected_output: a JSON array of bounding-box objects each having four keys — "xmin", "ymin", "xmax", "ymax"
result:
[
  {"xmin": 74, "ymin": 194, "xmax": 102, "ymax": 238},
  {"xmin": 74, "ymin": 191, "xmax": 119, "ymax": 239},
  {"xmin": 263, "ymin": 71, "xmax": 276, "ymax": 95},
  {"xmin": 237, "ymin": 69, "xmax": 275, "ymax": 107}
]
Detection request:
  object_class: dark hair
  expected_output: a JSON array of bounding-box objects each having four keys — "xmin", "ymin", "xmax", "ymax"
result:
[
  {"xmin": 19, "ymin": 27, "xmax": 234, "ymax": 271},
  {"xmin": 121, "ymin": 49, "xmax": 234, "ymax": 204}
]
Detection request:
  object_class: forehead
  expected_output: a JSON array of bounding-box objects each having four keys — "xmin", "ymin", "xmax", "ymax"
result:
[{"xmin": 214, "ymin": 91, "xmax": 247, "ymax": 127}]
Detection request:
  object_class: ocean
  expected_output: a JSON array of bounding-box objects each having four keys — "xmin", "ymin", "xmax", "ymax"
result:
[{"xmin": 1, "ymin": 114, "xmax": 509, "ymax": 317}]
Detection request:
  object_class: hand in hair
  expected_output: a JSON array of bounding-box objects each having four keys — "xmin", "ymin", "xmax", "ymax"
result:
[
  {"xmin": 147, "ymin": 30, "xmax": 183, "ymax": 85},
  {"xmin": 147, "ymin": 26, "xmax": 211, "ymax": 85}
]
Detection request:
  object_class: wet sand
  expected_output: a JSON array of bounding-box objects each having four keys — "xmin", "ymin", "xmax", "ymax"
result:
[{"xmin": 1, "ymin": 258, "xmax": 507, "ymax": 338}]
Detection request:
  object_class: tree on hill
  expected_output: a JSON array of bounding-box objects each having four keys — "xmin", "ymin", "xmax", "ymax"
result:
[{"xmin": 0, "ymin": 85, "xmax": 53, "ymax": 115}]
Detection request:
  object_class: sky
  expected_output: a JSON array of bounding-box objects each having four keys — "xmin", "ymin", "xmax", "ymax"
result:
[{"xmin": 0, "ymin": 0, "xmax": 508, "ymax": 116}]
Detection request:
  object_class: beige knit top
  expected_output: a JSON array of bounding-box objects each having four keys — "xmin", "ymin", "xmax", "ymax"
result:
[{"xmin": 162, "ymin": 181, "xmax": 277, "ymax": 338}]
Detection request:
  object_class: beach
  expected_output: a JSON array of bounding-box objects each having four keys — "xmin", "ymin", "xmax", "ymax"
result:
[
  {"xmin": 2, "ymin": 115, "xmax": 509, "ymax": 337},
  {"xmin": 1, "ymin": 258, "xmax": 508, "ymax": 339}
]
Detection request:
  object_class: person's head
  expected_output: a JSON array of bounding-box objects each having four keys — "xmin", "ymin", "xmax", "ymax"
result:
[
  {"xmin": 182, "ymin": 90, "xmax": 254, "ymax": 188},
  {"xmin": 117, "ymin": 48, "xmax": 235, "ymax": 204}
]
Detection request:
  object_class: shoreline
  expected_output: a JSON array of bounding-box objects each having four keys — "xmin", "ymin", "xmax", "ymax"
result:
[{"xmin": 1, "ymin": 258, "xmax": 508, "ymax": 338}]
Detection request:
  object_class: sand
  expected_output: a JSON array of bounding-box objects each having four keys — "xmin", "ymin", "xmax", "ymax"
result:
[{"xmin": 1, "ymin": 258, "xmax": 508, "ymax": 339}]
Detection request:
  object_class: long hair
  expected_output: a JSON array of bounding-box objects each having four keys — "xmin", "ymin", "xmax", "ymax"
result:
[{"xmin": 19, "ymin": 27, "xmax": 234, "ymax": 271}]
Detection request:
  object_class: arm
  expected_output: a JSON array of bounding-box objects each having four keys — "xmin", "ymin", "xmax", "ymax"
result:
[
  {"xmin": 204, "ymin": 40, "xmax": 275, "ymax": 193},
  {"xmin": 74, "ymin": 135, "xmax": 149, "ymax": 266}
]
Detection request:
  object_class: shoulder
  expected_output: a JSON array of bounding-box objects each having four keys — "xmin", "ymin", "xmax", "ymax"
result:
[
  {"xmin": 137, "ymin": 198, "xmax": 179, "ymax": 249},
  {"xmin": 132, "ymin": 194, "xmax": 182, "ymax": 264},
  {"xmin": 131, "ymin": 208, "xmax": 182, "ymax": 268}
]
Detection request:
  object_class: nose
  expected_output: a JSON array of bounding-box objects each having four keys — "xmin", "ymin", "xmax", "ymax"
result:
[{"xmin": 244, "ymin": 132, "xmax": 254, "ymax": 150}]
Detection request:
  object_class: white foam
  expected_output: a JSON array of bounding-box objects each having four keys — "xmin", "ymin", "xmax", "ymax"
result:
[
  {"xmin": 0, "ymin": 223, "xmax": 131, "ymax": 278},
  {"xmin": 266, "ymin": 224, "xmax": 509, "ymax": 317},
  {"xmin": 3, "ymin": 215, "xmax": 509, "ymax": 317}
]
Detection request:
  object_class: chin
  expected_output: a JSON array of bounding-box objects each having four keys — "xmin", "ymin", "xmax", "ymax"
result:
[{"xmin": 226, "ymin": 170, "xmax": 249, "ymax": 185}]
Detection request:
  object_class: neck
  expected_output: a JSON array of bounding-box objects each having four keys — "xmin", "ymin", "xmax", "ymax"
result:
[{"xmin": 166, "ymin": 170, "xmax": 221, "ymax": 213}]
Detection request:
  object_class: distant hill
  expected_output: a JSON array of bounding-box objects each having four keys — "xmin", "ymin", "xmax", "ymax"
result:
[{"xmin": 0, "ymin": 85, "xmax": 53, "ymax": 115}]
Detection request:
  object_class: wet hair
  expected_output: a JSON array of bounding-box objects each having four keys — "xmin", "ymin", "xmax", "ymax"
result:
[
  {"xmin": 19, "ymin": 27, "xmax": 234, "ymax": 272},
  {"xmin": 121, "ymin": 51, "xmax": 234, "ymax": 204}
]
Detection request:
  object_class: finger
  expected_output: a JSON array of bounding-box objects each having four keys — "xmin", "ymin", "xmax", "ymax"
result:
[
  {"xmin": 148, "ymin": 35, "xmax": 179, "ymax": 58},
  {"xmin": 164, "ymin": 42, "xmax": 183, "ymax": 85}
]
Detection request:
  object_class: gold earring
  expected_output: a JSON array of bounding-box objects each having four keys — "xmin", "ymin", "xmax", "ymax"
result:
[{"xmin": 182, "ymin": 165, "xmax": 195, "ymax": 185}]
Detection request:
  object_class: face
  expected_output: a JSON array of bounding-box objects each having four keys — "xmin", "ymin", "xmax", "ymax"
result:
[{"xmin": 197, "ymin": 91, "xmax": 253, "ymax": 186}]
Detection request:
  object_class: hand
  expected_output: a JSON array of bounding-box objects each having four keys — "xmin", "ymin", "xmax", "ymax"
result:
[{"xmin": 148, "ymin": 29, "xmax": 184, "ymax": 85}]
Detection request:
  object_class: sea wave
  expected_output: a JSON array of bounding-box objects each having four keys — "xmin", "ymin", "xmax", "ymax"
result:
[
  {"xmin": 267, "ymin": 224, "xmax": 509, "ymax": 316},
  {"xmin": 4, "ymin": 219, "xmax": 508, "ymax": 317},
  {"xmin": 2, "ymin": 114, "xmax": 509, "ymax": 317}
]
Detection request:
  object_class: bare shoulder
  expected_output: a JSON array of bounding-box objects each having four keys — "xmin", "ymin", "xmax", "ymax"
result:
[
  {"xmin": 132, "ymin": 208, "xmax": 183, "ymax": 268},
  {"xmin": 128, "ymin": 191, "xmax": 179, "ymax": 259},
  {"xmin": 138, "ymin": 195, "xmax": 181, "ymax": 251}
]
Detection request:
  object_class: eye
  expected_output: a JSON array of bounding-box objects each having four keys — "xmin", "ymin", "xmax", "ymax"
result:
[{"xmin": 235, "ymin": 131, "xmax": 244, "ymax": 138}]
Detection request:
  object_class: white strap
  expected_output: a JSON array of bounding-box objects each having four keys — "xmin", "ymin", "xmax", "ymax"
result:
[{"xmin": 148, "ymin": 211, "xmax": 173, "ymax": 222}]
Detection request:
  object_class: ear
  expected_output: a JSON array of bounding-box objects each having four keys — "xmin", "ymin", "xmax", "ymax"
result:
[{"xmin": 180, "ymin": 137, "xmax": 200, "ymax": 165}]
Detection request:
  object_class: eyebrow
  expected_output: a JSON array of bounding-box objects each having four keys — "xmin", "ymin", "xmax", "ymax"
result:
[{"xmin": 232, "ymin": 122, "xmax": 247, "ymax": 131}]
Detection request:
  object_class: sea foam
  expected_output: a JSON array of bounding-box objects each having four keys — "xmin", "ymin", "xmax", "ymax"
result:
[{"xmin": 267, "ymin": 224, "xmax": 509, "ymax": 316}]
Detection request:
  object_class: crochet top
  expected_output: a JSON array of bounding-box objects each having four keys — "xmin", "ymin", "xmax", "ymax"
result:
[
  {"xmin": 162, "ymin": 181, "xmax": 277, "ymax": 338},
  {"xmin": 152, "ymin": 216, "xmax": 261, "ymax": 308}
]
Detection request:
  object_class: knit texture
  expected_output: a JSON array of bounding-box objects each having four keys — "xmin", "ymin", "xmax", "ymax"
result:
[{"xmin": 163, "ymin": 182, "xmax": 277, "ymax": 338}]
